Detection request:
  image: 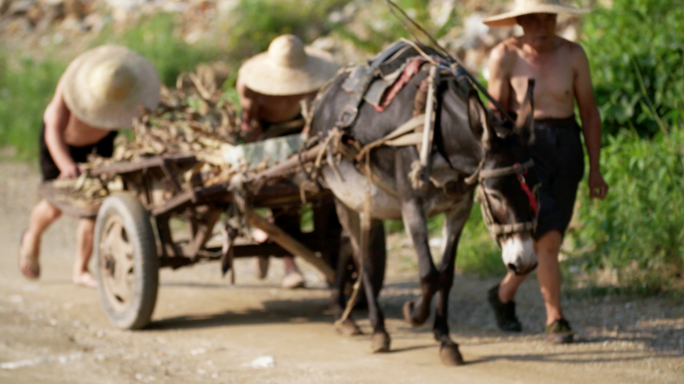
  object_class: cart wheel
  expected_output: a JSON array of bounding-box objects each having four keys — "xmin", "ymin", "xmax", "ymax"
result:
[{"xmin": 94, "ymin": 193, "xmax": 159, "ymax": 330}]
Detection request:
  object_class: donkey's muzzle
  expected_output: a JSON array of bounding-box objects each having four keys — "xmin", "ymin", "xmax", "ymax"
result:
[{"xmin": 501, "ymin": 234, "xmax": 538, "ymax": 276}]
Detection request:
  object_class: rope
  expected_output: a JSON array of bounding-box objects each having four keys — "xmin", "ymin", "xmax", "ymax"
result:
[
  {"xmin": 334, "ymin": 151, "xmax": 373, "ymax": 329},
  {"xmin": 355, "ymin": 114, "xmax": 425, "ymax": 162},
  {"xmin": 479, "ymin": 159, "xmax": 534, "ymax": 179}
]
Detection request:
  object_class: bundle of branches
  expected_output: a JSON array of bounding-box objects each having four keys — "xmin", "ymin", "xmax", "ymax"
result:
[
  {"xmin": 49, "ymin": 68, "xmax": 246, "ymax": 209},
  {"xmin": 81, "ymin": 68, "xmax": 246, "ymax": 183},
  {"xmin": 104, "ymin": 70, "xmax": 240, "ymax": 165}
]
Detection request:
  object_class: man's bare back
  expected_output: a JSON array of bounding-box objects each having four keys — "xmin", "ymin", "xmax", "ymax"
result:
[
  {"xmin": 43, "ymin": 77, "xmax": 113, "ymax": 178},
  {"xmin": 46, "ymin": 77, "xmax": 111, "ymax": 147},
  {"xmin": 62, "ymin": 116, "xmax": 111, "ymax": 147}
]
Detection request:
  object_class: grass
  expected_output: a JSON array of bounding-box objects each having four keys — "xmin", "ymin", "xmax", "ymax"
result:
[
  {"xmin": 0, "ymin": 51, "xmax": 66, "ymax": 161},
  {"xmin": 90, "ymin": 14, "xmax": 226, "ymax": 87},
  {"xmin": 385, "ymin": 204, "xmax": 505, "ymax": 278}
]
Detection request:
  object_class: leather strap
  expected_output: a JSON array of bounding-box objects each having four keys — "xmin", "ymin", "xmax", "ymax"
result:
[
  {"xmin": 336, "ymin": 41, "xmax": 409, "ymax": 129},
  {"xmin": 479, "ymin": 159, "xmax": 534, "ymax": 179}
]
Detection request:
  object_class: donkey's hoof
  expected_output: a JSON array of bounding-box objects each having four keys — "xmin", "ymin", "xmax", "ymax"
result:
[
  {"xmin": 402, "ymin": 301, "xmax": 423, "ymax": 327},
  {"xmin": 335, "ymin": 318, "xmax": 362, "ymax": 337},
  {"xmin": 440, "ymin": 343, "xmax": 465, "ymax": 366},
  {"xmin": 371, "ymin": 331, "xmax": 391, "ymax": 353}
]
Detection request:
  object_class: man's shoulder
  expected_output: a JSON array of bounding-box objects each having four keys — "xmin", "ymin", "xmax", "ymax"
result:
[
  {"xmin": 490, "ymin": 37, "xmax": 521, "ymax": 64},
  {"xmin": 555, "ymin": 36, "xmax": 587, "ymax": 57}
]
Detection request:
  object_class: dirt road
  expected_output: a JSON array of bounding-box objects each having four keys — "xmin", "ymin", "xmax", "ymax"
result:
[{"xmin": 1, "ymin": 163, "xmax": 682, "ymax": 384}]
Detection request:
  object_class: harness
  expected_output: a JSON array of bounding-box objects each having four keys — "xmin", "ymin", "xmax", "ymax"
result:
[{"xmin": 467, "ymin": 159, "xmax": 540, "ymax": 245}]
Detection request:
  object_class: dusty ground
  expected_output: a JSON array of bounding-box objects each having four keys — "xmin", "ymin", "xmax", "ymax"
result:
[{"xmin": 1, "ymin": 162, "xmax": 682, "ymax": 384}]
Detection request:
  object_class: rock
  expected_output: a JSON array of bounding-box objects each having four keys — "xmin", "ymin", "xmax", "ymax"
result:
[
  {"xmin": 7, "ymin": 0, "xmax": 34, "ymax": 16},
  {"xmin": 216, "ymin": 0, "xmax": 239, "ymax": 15},
  {"xmin": 250, "ymin": 355, "xmax": 275, "ymax": 369},
  {"xmin": 26, "ymin": 2, "xmax": 42, "ymax": 24},
  {"xmin": 105, "ymin": 0, "xmax": 144, "ymax": 12},
  {"xmin": 63, "ymin": 0, "xmax": 86, "ymax": 18},
  {"xmin": 3, "ymin": 17, "xmax": 32, "ymax": 36},
  {"xmin": 428, "ymin": 0, "xmax": 457, "ymax": 29},
  {"xmin": 59, "ymin": 15, "xmax": 85, "ymax": 33},
  {"xmin": 189, "ymin": 348, "xmax": 207, "ymax": 356},
  {"xmin": 83, "ymin": 12, "xmax": 105, "ymax": 32},
  {"xmin": 0, "ymin": 0, "xmax": 12, "ymax": 15},
  {"xmin": 0, "ymin": 358, "xmax": 48, "ymax": 370}
]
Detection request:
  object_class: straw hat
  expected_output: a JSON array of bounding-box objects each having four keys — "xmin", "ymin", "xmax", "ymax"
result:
[
  {"xmin": 62, "ymin": 45, "xmax": 161, "ymax": 130},
  {"xmin": 238, "ymin": 35, "xmax": 339, "ymax": 96},
  {"xmin": 483, "ymin": 0, "xmax": 590, "ymax": 28}
]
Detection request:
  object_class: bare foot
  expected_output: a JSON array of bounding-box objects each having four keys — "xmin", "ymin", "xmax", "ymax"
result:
[
  {"xmin": 282, "ymin": 270, "xmax": 305, "ymax": 289},
  {"xmin": 73, "ymin": 272, "xmax": 98, "ymax": 288},
  {"xmin": 19, "ymin": 231, "xmax": 40, "ymax": 280}
]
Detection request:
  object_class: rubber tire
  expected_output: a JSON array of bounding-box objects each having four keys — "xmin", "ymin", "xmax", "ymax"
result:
[{"xmin": 94, "ymin": 193, "xmax": 159, "ymax": 330}]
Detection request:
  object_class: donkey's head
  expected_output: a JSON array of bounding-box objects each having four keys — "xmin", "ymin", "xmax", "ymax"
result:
[{"xmin": 468, "ymin": 79, "xmax": 539, "ymax": 275}]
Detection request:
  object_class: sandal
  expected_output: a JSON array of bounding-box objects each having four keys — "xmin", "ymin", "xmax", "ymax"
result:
[
  {"xmin": 18, "ymin": 231, "xmax": 40, "ymax": 280},
  {"xmin": 487, "ymin": 284, "xmax": 523, "ymax": 332},
  {"xmin": 545, "ymin": 318, "xmax": 574, "ymax": 344}
]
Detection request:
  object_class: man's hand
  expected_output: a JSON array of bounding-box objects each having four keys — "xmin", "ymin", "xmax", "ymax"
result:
[
  {"xmin": 588, "ymin": 168, "xmax": 608, "ymax": 199},
  {"xmin": 58, "ymin": 163, "xmax": 80, "ymax": 179}
]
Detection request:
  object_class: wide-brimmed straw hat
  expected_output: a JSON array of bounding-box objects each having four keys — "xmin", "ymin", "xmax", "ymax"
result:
[
  {"xmin": 483, "ymin": 0, "xmax": 591, "ymax": 28},
  {"xmin": 238, "ymin": 34, "xmax": 339, "ymax": 96},
  {"xmin": 62, "ymin": 45, "xmax": 161, "ymax": 130}
]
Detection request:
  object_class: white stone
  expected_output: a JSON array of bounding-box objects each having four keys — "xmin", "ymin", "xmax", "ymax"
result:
[{"xmin": 250, "ymin": 355, "xmax": 275, "ymax": 369}]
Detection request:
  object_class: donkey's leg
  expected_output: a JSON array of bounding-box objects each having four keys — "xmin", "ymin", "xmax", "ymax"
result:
[
  {"xmin": 363, "ymin": 216, "xmax": 390, "ymax": 353},
  {"xmin": 332, "ymin": 237, "xmax": 362, "ymax": 336},
  {"xmin": 332, "ymin": 198, "xmax": 390, "ymax": 351},
  {"xmin": 396, "ymin": 151, "xmax": 439, "ymax": 327},
  {"xmin": 330, "ymin": 198, "xmax": 362, "ymax": 336},
  {"xmin": 433, "ymin": 200, "xmax": 472, "ymax": 366}
]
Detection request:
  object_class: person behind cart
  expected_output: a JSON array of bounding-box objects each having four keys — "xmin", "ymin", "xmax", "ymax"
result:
[
  {"xmin": 19, "ymin": 45, "xmax": 161, "ymax": 288},
  {"xmin": 236, "ymin": 34, "xmax": 339, "ymax": 289}
]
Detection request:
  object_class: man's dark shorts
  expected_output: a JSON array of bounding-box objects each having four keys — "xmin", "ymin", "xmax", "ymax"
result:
[
  {"xmin": 529, "ymin": 116, "xmax": 585, "ymax": 240},
  {"xmin": 39, "ymin": 123, "xmax": 118, "ymax": 182}
]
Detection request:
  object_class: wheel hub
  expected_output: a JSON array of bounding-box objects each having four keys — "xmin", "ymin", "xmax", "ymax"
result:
[{"xmin": 99, "ymin": 214, "xmax": 135, "ymax": 312}]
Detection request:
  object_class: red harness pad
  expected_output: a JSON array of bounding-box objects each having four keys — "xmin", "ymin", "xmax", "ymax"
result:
[{"xmin": 375, "ymin": 57, "xmax": 426, "ymax": 112}]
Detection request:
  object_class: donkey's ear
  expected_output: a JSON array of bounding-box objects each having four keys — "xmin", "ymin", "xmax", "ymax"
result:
[
  {"xmin": 515, "ymin": 78, "xmax": 535, "ymax": 145},
  {"xmin": 468, "ymin": 94, "xmax": 496, "ymax": 150}
]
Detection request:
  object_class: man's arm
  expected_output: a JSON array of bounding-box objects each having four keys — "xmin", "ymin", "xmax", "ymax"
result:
[
  {"xmin": 43, "ymin": 78, "xmax": 78, "ymax": 179},
  {"xmin": 487, "ymin": 42, "xmax": 515, "ymax": 115},
  {"xmin": 573, "ymin": 44, "xmax": 608, "ymax": 199}
]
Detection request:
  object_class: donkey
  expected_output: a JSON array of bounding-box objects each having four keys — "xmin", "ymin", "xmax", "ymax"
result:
[{"xmin": 309, "ymin": 44, "xmax": 539, "ymax": 366}]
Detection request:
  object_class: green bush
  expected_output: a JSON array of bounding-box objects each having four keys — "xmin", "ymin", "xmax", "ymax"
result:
[
  {"xmin": 332, "ymin": 0, "xmax": 461, "ymax": 54},
  {"xmin": 223, "ymin": 0, "xmax": 345, "ymax": 59},
  {"xmin": 385, "ymin": 204, "xmax": 504, "ymax": 277},
  {"xmin": 582, "ymin": 0, "xmax": 684, "ymax": 137},
  {"xmin": 92, "ymin": 14, "xmax": 223, "ymax": 86},
  {"xmin": 0, "ymin": 52, "xmax": 66, "ymax": 161},
  {"xmin": 569, "ymin": 127, "xmax": 684, "ymax": 289}
]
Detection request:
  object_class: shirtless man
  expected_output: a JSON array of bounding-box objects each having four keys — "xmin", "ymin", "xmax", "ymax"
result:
[
  {"xmin": 19, "ymin": 45, "xmax": 160, "ymax": 287},
  {"xmin": 237, "ymin": 34, "xmax": 338, "ymax": 289},
  {"xmin": 483, "ymin": 0, "xmax": 608, "ymax": 343}
]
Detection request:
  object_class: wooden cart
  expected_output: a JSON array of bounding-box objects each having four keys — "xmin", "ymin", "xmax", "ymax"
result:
[{"xmin": 40, "ymin": 143, "xmax": 385, "ymax": 330}]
